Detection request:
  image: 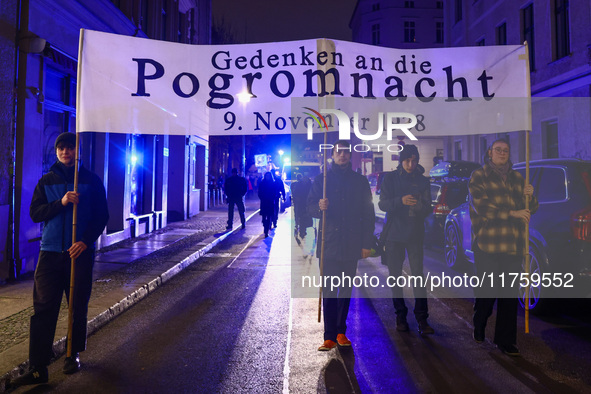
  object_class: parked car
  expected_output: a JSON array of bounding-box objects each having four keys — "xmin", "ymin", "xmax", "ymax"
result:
[
  {"xmin": 426, "ymin": 161, "xmax": 480, "ymax": 247},
  {"xmin": 370, "ymin": 171, "xmax": 388, "ymax": 220},
  {"xmin": 444, "ymin": 159, "xmax": 591, "ymax": 313}
]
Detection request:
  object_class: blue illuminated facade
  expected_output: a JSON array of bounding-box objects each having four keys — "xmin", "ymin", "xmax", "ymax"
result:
[{"xmin": 0, "ymin": 0, "xmax": 212, "ymax": 281}]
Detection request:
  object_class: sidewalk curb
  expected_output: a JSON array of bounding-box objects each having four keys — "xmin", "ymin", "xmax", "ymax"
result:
[{"xmin": 0, "ymin": 209, "xmax": 260, "ymax": 392}]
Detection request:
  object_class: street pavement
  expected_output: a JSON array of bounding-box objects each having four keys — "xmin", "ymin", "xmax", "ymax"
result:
[
  {"xmin": 0, "ymin": 197, "xmax": 261, "ymax": 392},
  {"xmin": 2, "ymin": 197, "xmax": 591, "ymax": 392}
]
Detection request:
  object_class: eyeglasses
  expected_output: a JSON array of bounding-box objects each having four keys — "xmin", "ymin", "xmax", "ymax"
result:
[{"xmin": 493, "ymin": 147, "xmax": 510, "ymax": 154}]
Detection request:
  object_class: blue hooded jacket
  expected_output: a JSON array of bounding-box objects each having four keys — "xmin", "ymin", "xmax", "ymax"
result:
[{"xmin": 30, "ymin": 161, "xmax": 109, "ymax": 252}]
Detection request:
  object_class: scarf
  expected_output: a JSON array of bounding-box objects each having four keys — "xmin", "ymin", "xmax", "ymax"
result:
[{"xmin": 487, "ymin": 159, "xmax": 511, "ymax": 182}]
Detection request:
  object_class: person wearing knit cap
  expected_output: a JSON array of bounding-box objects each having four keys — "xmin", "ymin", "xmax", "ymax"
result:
[
  {"xmin": 378, "ymin": 144, "xmax": 435, "ymax": 336},
  {"xmin": 12, "ymin": 132, "xmax": 109, "ymax": 387}
]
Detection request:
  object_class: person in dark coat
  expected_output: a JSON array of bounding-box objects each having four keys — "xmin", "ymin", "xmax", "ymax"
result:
[
  {"xmin": 272, "ymin": 171, "xmax": 286, "ymax": 228},
  {"xmin": 378, "ymin": 144, "xmax": 435, "ymax": 336},
  {"xmin": 13, "ymin": 132, "xmax": 109, "ymax": 387},
  {"xmin": 224, "ymin": 168, "xmax": 248, "ymax": 230},
  {"xmin": 307, "ymin": 140, "xmax": 375, "ymax": 351},
  {"xmin": 258, "ymin": 171, "xmax": 276, "ymax": 237},
  {"xmin": 290, "ymin": 173, "xmax": 313, "ymax": 240}
]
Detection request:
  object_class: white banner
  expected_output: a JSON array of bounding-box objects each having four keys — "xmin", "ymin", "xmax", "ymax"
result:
[{"xmin": 78, "ymin": 29, "xmax": 530, "ymax": 136}]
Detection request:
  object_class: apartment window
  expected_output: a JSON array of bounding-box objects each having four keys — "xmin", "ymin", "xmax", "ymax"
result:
[
  {"xmin": 496, "ymin": 23, "xmax": 507, "ymax": 45},
  {"xmin": 140, "ymin": 0, "xmax": 149, "ymax": 34},
  {"xmin": 455, "ymin": 0, "xmax": 462, "ymax": 23},
  {"xmin": 44, "ymin": 67, "xmax": 76, "ymax": 175},
  {"xmin": 553, "ymin": 0, "xmax": 570, "ymax": 59},
  {"xmin": 436, "ymin": 1, "xmax": 443, "ymax": 9},
  {"xmin": 454, "ymin": 140, "xmax": 462, "ymax": 161},
  {"xmin": 436, "ymin": 22, "xmax": 444, "ymax": 43},
  {"xmin": 522, "ymin": 4, "xmax": 535, "ymax": 71},
  {"xmin": 372, "ymin": 3, "xmax": 380, "ymax": 11},
  {"xmin": 189, "ymin": 8, "xmax": 196, "ymax": 44},
  {"xmin": 542, "ymin": 119, "xmax": 559, "ymax": 158},
  {"xmin": 405, "ymin": 1, "xmax": 415, "ymax": 8},
  {"xmin": 372, "ymin": 24, "xmax": 381, "ymax": 45},
  {"xmin": 476, "ymin": 38, "xmax": 485, "ymax": 46},
  {"xmin": 404, "ymin": 21, "xmax": 416, "ymax": 43},
  {"xmin": 480, "ymin": 137, "xmax": 488, "ymax": 161},
  {"xmin": 161, "ymin": 0, "xmax": 168, "ymax": 40}
]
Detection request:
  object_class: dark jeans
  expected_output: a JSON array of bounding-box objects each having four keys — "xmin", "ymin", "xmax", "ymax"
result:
[
  {"xmin": 385, "ymin": 240, "xmax": 428, "ymax": 321},
  {"xmin": 227, "ymin": 198, "xmax": 245, "ymax": 228},
  {"xmin": 30, "ymin": 250, "xmax": 94, "ymax": 366},
  {"xmin": 473, "ymin": 245, "xmax": 521, "ymax": 347},
  {"xmin": 261, "ymin": 212, "xmax": 272, "ymax": 234},
  {"xmin": 321, "ymin": 258, "xmax": 358, "ymax": 342}
]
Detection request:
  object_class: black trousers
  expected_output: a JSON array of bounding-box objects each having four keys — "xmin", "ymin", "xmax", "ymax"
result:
[
  {"xmin": 385, "ymin": 240, "xmax": 428, "ymax": 321},
  {"xmin": 473, "ymin": 245, "xmax": 520, "ymax": 347},
  {"xmin": 227, "ymin": 198, "xmax": 246, "ymax": 227},
  {"xmin": 321, "ymin": 258, "xmax": 358, "ymax": 342},
  {"xmin": 29, "ymin": 250, "xmax": 94, "ymax": 366}
]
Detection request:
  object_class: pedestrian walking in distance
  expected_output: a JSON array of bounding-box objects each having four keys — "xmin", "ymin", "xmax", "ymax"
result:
[
  {"xmin": 258, "ymin": 172, "xmax": 276, "ymax": 237},
  {"xmin": 290, "ymin": 172, "xmax": 313, "ymax": 243},
  {"xmin": 224, "ymin": 168, "xmax": 248, "ymax": 231}
]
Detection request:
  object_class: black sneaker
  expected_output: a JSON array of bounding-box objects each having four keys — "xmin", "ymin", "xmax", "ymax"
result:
[
  {"xmin": 241, "ymin": 223, "xmax": 246, "ymax": 230},
  {"xmin": 226, "ymin": 226, "xmax": 233, "ymax": 231},
  {"xmin": 473, "ymin": 327, "xmax": 485, "ymax": 343},
  {"xmin": 63, "ymin": 353, "xmax": 81, "ymax": 374},
  {"xmin": 396, "ymin": 316, "xmax": 409, "ymax": 332},
  {"xmin": 418, "ymin": 320, "xmax": 435, "ymax": 336},
  {"xmin": 498, "ymin": 344, "xmax": 520, "ymax": 357},
  {"xmin": 10, "ymin": 366, "xmax": 48, "ymax": 387}
]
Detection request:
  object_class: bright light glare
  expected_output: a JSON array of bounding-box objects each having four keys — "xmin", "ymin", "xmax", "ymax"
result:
[
  {"xmin": 278, "ymin": 149, "xmax": 284, "ymax": 156},
  {"xmin": 283, "ymin": 157, "xmax": 290, "ymax": 164},
  {"xmin": 131, "ymin": 155, "xmax": 138, "ymax": 165},
  {"xmin": 237, "ymin": 91, "xmax": 252, "ymax": 103}
]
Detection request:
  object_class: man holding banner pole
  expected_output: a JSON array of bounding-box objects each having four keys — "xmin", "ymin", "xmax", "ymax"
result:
[
  {"xmin": 13, "ymin": 132, "xmax": 108, "ymax": 386},
  {"xmin": 307, "ymin": 140, "xmax": 375, "ymax": 351}
]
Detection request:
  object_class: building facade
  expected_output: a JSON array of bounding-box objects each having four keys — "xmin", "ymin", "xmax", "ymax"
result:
[
  {"xmin": 350, "ymin": 0, "xmax": 445, "ymax": 175},
  {"xmin": 0, "ymin": 0, "xmax": 212, "ymax": 281},
  {"xmin": 443, "ymin": 0, "xmax": 591, "ymax": 163}
]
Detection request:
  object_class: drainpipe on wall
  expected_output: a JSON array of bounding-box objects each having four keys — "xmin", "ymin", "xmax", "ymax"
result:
[{"xmin": 8, "ymin": 0, "xmax": 24, "ymax": 280}]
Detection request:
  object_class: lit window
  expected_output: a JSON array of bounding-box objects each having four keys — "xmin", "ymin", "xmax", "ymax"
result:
[{"xmin": 553, "ymin": 0, "xmax": 570, "ymax": 59}]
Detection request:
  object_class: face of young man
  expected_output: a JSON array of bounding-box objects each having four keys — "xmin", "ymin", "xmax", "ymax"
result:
[
  {"xmin": 489, "ymin": 142, "xmax": 510, "ymax": 166},
  {"xmin": 56, "ymin": 144, "xmax": 75, "ymax": 167},
  {"xmin": 332, "ymin": 144, "xmax": 351, "ymax": 166},
  {"xmin": 402, "ymin": 156, "xmax": 418, "ymax": 174}
]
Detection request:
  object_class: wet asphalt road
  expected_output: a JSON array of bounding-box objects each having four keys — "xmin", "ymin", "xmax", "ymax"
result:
[{"xmin": 11, "ymin": 210, "xmax": 591, "ymax": 393}]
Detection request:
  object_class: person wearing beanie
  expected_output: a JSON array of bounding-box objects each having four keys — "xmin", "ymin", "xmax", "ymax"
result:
[
  {"xmin": 378, "ymin": 144, "xmax": 435, "ymax": 336},
  {"xmin": 307, "ymin": 140, "xmax": 375, "ymax": 351},
  {"xmin": 12, "ymin": 132, "xmax": 109, "ymax": 387}
]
